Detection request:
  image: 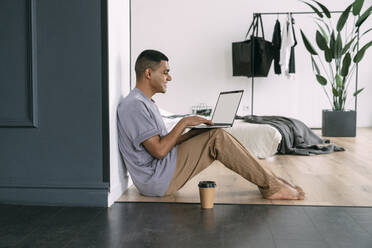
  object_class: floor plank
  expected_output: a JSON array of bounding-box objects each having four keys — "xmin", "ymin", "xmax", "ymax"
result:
[
  {"xmin": 0, "ymin": 205, "xmax": 61, "ymax": 247},
  {"xmin": 15, "ymin": 207, "xmax": 102, "ymax": 248}
]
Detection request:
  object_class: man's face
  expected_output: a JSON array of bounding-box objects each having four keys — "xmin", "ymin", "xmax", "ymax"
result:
[{"xmin": 149, "ymin": 60, "xmax": 172, "ymax": 94}]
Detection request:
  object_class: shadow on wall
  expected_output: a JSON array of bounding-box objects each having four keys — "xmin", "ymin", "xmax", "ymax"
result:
[
  {"xmin": 116, "ymin": 55, "xmax": 128, "ymax": 175},
  {"xmin": 116, "ymin": 97, "xmax": 130, "ymax": 193},
  {"xmin": 119, "ymin": 152, "xmax": 128, "ymax": 178},
  {"xmin": 117, "ymin": 94, "xmax": 128, "ymax": 178},
  {"xmin": 111, "ymin": 55, "xmax": 131, "ymax": 199}
]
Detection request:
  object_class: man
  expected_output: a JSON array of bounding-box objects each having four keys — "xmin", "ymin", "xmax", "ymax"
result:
[{"xmin": 117, "ymin": 49, "xmax": 305, "ymax": 200}]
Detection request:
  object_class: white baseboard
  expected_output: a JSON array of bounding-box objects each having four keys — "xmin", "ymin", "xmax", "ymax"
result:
[{"xmin": 107, "ymin": 176, "xmax": 133, "ymax": 206}]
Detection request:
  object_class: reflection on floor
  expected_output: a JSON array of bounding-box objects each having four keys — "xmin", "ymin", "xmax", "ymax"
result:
[
  {"xmin": 118, "ymin": 128, "xmax": 372, "ymax": 207},
  {"xmin": 2, "ymin": 203, "xmax": 372, "ymax": 248}
]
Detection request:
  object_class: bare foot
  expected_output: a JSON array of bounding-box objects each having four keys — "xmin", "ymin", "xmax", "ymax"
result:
[
  {"xmin": 277, "ymin": 177, "xmax": 304, "ymax": 194},
  {"xmin": 265, "ymin": 180, "xmax": 305, "ymax": 200}
]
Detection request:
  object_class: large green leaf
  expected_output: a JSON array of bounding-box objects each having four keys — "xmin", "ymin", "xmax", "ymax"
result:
[
  {"xmin": 353, "ymin": 88, "xmax": 364, "ymax": 96},
  {"xmin": 337, "ymin": 4, "xmax": 352, "ymax": 32},
  {"xmin": 335, "ymin": 32, "xmax": 343, "ymax": 59},
  {"xmin": 316, "ymin": 74, "xmax": 327, "ymax": 86},
  {"xmin": 301, "ymin": 1, "xmax": 323, "ymax": 17},
  {"xmin": 335, "ymin": 74, "xmax": 343, "ymax": 88},
  {"xmin": 325, "ymin": 47, "xmax": 333, "ymax": 62},
  {"xmin": 332, "ymin": 87, "xmax": 339, "ymax": 96},
  {"xmin": 341, "ymin": 52, "xmax": 351, "ymax": 77},
  {"xmin": 342, "ymin": 77, "xmax": 346, "ymax": 90},
  {"xmin": 353, "ymin": 40, "xmax": 372, "ymax": 63},
  {"xmin": 311, "ymin": 56, "xmax": 320, "ymax": 74},
  {"xmin": 312, "ymin": 0, "xmax": 331, "ymax": 18},
  {"xmin": 352, "ymin": 0, "xmax": 364, "ymax": 16},
  {"xmin": 341, "ymin": 36, "xmax": 356, "ymax": 55},
  {"xmin": 352, "ymin": 39, "xmax": 359, "ymax": 52},
  {"xmin": 316, "ymin": 30, "xmax": 328, "ymax": 50},
  {"xmin": 356, "ymin": 5, "xmax": 372, "ymax": 27},
  {"xmin": 329, "ymin": 31, "xmax": 336, "ymax": 58},
  {"xmin": 300, "ymin": 29, "xmax": 318, "ymax": 55},
  {"xmin": 316, "ymin": 22, "xmax": 329, "ymax": 44}
]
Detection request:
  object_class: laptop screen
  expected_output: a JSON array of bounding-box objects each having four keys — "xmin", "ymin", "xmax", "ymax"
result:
[{"xmin": 211, "ymin": 90, "xmax": 243, "ymax": 125}]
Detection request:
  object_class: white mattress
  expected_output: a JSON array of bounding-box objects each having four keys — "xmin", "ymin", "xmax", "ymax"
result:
[
  {"xmin": 161, "ymin": 111, "xmax": 281, "ymax": 159},
  {"xmin": 224, "ymin": 120, "xmax": 281, "ymax": 159}
]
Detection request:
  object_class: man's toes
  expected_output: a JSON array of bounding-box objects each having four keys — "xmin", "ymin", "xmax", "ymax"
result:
[
  {"xmin": 295, "ymin": 186, "xmax": 304, "ymax": 193},
  {"xmin": 278, "ymin": 177, "xmax": 305, "ymax": 195},
  {"xmin": 297, "ymin": 191, "xmax": 305, "ymax": 200}
]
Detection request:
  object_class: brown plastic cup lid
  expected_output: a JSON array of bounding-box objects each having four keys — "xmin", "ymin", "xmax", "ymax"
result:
[{"xmin": 198, "ymin": 181, "xmax": 216, "ymax": 188}]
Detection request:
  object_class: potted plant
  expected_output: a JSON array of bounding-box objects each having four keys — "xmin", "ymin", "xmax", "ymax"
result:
[{"xmin": 300, "ymin": 0, "xmax": 372, "ymax": 137}]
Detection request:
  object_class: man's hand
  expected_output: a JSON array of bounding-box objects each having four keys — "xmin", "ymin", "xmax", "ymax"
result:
[
  {"xmin": 179, "ymin": 115, "xmax": 213, "ymax": 127},
  {"xmin": 142, "ymin": 115, "xmax": 213, "ymax": 159}
]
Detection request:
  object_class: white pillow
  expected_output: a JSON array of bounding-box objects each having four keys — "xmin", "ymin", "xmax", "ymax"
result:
[{"xmin": 224, "ymin": 120, "xmax": 281, "ymax": 158}]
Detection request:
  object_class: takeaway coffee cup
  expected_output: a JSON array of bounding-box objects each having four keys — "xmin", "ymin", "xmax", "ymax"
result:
[{"xmin": 198, "ymin": 181, "xmax": 217, "ymax": 209}]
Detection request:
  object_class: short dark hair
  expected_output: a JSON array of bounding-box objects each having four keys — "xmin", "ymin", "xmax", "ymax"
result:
[{"xmin": 135, "ymin": 50, "xmax": 169, "ymax": 79}]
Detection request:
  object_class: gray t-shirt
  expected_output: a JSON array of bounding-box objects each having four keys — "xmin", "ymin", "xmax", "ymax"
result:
[{"xmin": 117, "ymin": 88, "xmax": 177, "ymax": 196}]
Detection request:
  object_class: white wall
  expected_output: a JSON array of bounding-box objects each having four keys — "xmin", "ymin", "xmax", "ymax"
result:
[
  {"xmin": 108, "ymin": 0, "xmax": 131, "ymax": 206},
  {"xmin": 131, "ymin": 0, "xmax": 372, "ymax": 127}
]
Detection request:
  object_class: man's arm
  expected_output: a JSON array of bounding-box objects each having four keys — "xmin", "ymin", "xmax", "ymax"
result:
[
  {"xmin": 142, "ymin": 116, "xmax": 213, "ymax": 159},
  {"xmin": 176, "ymin": 129, "xmax": 209, "ymax": 145}
]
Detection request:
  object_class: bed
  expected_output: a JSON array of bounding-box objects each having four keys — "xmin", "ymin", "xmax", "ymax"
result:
[
  {"xmin": 160, "ymin": 109, "xmax": 282, "ymax": 159},
  {"xmin": 224, "ymin": 120, "xmax": 281, "ymax": 158}
]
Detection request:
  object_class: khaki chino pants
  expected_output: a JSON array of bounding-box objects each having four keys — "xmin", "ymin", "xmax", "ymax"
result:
[{"xmin": 164, "ymin": 129, "xmax": 281, "ymax": 198}]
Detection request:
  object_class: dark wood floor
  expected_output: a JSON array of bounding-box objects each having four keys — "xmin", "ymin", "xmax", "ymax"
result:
[{"xmin": 1, "ymin": 203, "xmax": 372, "ymax": 248}]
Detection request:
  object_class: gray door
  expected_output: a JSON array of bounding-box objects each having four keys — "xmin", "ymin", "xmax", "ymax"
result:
[{"xmin": 0, "ymin": 0, "xmax": 109, "ymax": 206}]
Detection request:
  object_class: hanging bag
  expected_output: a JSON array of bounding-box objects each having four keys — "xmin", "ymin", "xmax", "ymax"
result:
[{"xmin": 232, "ymin": 14, "xmax": 274, "ymax": 77}]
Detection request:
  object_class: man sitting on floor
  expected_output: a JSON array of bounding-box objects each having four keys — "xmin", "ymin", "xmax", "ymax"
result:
[{"xmin": 117, "ymin": 49, "xmax": 305, "ymax": 200}]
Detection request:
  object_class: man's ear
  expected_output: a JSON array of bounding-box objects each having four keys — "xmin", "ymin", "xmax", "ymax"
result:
[{"xmin": 144, "ymin": 68, "xmax": 151, "ymax": 80}]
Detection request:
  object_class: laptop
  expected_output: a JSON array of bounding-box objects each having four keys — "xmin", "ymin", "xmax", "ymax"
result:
[{"xmin": 188, "ymin": 90, "xmax": 244, "ymax": 129}]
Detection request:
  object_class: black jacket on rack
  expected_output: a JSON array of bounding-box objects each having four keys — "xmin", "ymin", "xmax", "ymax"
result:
[
  {"xmin": 288, "ymin": 16, "xmax": 297, "ymax": 73},
  {"xmin": 272, "ymin": 19, "xmax": 282, "ymax": 74}
]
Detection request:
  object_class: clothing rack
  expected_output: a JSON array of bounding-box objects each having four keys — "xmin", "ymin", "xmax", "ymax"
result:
[{"xmin": 249, "ymin": 10, "xmax": 359, "ymax": 116}]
